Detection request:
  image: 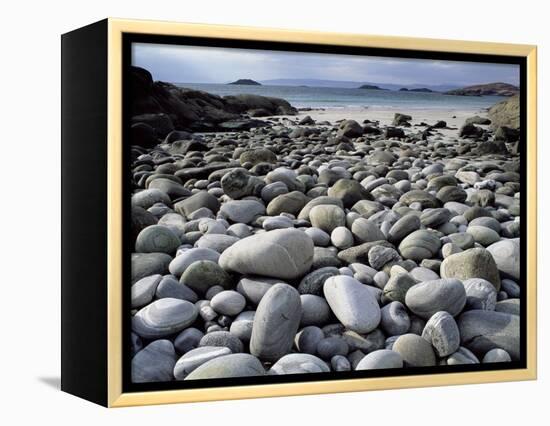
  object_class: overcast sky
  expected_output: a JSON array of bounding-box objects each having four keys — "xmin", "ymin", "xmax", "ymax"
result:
[{"xmin": 132, "ymin": 42, "xmax": 519, "ymax": 87}]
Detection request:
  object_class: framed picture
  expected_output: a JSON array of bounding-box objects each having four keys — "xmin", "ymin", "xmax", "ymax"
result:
[{"xmin": 61, "ymin": 18, "xmax": 537, "ymax": 407}]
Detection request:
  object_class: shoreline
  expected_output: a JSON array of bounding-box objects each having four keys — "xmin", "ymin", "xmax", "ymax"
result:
[{"xmin": 277, "ymin": 107, "xmax": 489, "ymax": 128}]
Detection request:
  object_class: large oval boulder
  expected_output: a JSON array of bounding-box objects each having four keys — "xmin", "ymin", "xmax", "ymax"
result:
[
  {"xmin": 249, "ymin": 283, "xmax": 302, "ymax": 362},
  {"xmin": 219, "ymin": 229, "xmax": 314, "ymax": 279}
]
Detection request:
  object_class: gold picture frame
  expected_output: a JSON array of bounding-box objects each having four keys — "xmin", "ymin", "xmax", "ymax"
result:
[{"xmin": 62, "ymin": 17, "xmax": 537, "ymax": 408}]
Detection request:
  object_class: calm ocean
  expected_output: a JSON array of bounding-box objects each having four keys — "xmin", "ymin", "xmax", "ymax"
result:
[{"xmin": 176, "ymin": 83, "xmax": 506, "ymax": 111}]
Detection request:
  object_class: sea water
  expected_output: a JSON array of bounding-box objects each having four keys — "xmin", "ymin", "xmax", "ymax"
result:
[{"xmin": 176, "ymin": 83, "xmax": 506, "ymax": 111}]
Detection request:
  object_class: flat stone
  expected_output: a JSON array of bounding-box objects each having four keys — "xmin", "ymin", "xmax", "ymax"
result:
[
  {"xmin": 180, "ymin": 260, "xmax": 231, "ymax": 294},
  {"xmin": 131, "ymin": 253, "xmax": 172, "ymax": 284},
  {"xmin": 392, "ymin": 334, "xmax": 436, "ymax": 367},
  {"xmin": 405, "ymin": 278, "xmax": 466, "ymax": 319},
  {"xmin": 195, "ymin": 234, "xmax": 239, "ymax": 253},
  {"xmin": 420, "ymin": 208, "xmax": 452, "ymax": 228},
  {"xmin": 501, "ymin": 279, "xmax": 520, "ymax": 298},
  {"xmin": 266, "ymin": 167, "xmax": 304, "ymax": 193},
  {"xmin": 351, "ymin": 200, "xmax": 385, "ymax": 218},
  {"xmin": 220, "ymin": 168, "xmax": 265, "ymax": 199},
  {"xmin": 236, "ymin": 276, "xmax": 284, "ymax": 305},
  {"xmin": 132, "ymin": 340, "xmax": 176, "ymax": 383},
  {"xmin": 263, "ymin": 216, "xmax": 294, "ymax": 230},
  {"xmin": 132, "ymin": 298, "xmax": 199, "ymax": 339},
  {"xmin": 229, "ymin": 311, "xmax": 255, "ymax": 342},
  {"xmin": 446, "ymin": 347, "xmax": 479, "ymax": 365},
  {"xmin": 467, "ymin": 226, "xmax": 500, "ymax": 246},
  {"xmin": 132, "ymin": 188, "xmax": 171, "ymax": 210},
  {"xmin": 155, "ymin": 275, "xmax": 198, "ymax": 303},
  {"xmin": 267, "ymin": 191, "xmax": 310, "ymax": 216},
  {"xmin": 298, "ymin": 196, "xmax": 344, "ymax": 221},
  {"xmin": 173, "ymin": 346, "xmax": 232, "ymax": 379},
  {"xmin": 382, "ymin": 272, "xmax": 418, "ymax": 304},
  {"xmin": 380, "ymin": 301, "xmax": 410, "ymax": 335},
  {"xmin": 436, "ymin": 186, "xmax": 467, "ymax": 204},
  {"xmin": 305, "ymin": 227, "xmax": 331, "ymax": 247},
  {"xmin": 368, "ymin": 246, "xmax": 402, "ymax": 270},
  {"xmin": 400, "ymin": 190, "xmax": 439, "ymax": 209},
  {"xmin": 300, "ymin": 294, "xmax": 332, "ymax": 326},
  {"xmin": 409, "ymin": 267, "xmax": 439, "ymax": 282},
  {"xmin": 327, "ymin": 178, "xmax": 370, "ymax": 208},
  {"xmin": 482, "ymin": 348, "xmax": 512, "ymax": 363},
  {"xmin": 338, "ymin": 240, "xmax": 395, "ymax": 264},
  {"xmin": 226, "ymin": 223, "xmax": 252, "ymax": 238},
  {"xmin": 458, "ymin": 310, "xmax": 520, "ymax": 360},
  {"xmin": 446, "ymin": 232, "xmax": 475, "ymax": 250},
  {"xmin": 495, "ymin": 299, "xmax": 520, "ymax": 315},
  {"xmin": 463, "ymin": 278, "xmax": 497, "ymax": 310},
  {"xmin": 351, "ymin": 218, "xmax": 386, "ymax": 243},
  {"xmin": 398, "ymin": 230, "xmax": 441, "ymax": 261},
  {"xmin": 185, "ymin": 353, "xmax": 265, "ymax": 380},
  {"xmin": 135, "ymin": 225, "xmax": 181, "ymax": 254},
  {"xmin": 239, "ymin": 148, "xmax": 277, "ymax": 165},
  {"xmin": 199, "ymin": 330, "xmax": 243, "ymax": 353},
  {"xmin": 323, "ymin": 275, "xmax": 381, "ymax": 334},
  {"xmin": 297, "ymin": 267, "xmax": 340, "ymax": 296},
  {"xmin": 316, "ymin": 336, "xmax": 349, "ymax": 359},
  {"xmin": 388, "ymin": 214, "xmax": 421, "ymax": 243},
  {"xmin": 331, "ymin": 226, "xmax": 354, "ymax": 249},
  {"xmin": 309, "ymin": 204, "xmax": 346, "ymax": 233},
  {"xmin": 268, "ymin": 353, "xmax": 329, "ymax": 375},
  {"xmin": 174, "ymin": 191, "xmax": 220, "ymax": 217},
  {"xmin": 295, "ymin": 326, "xmax": 325, "ymax": 354},
  {"xmin": 210, "ymin": 290, "xmax": 246, "ymax": 316},
  {"xmin": 261, "ymin": 182, "xmax": 289, "ymax": 204},
  {"xmin": 220, "ymin": 200, "xmax": 266, "ymax": 224},
  {"xmin": 174, "ymin": 328, "xmax": 204, "ymax": 354},
  {"xmin": 168, "ymin": 248, "xmax": 220, "ymax": 277},
  {"xmin": 332, "ymin": 355, "xmax": 351, "ymax": 371},
  {"xmin": 487, "ymin": 239, "xmax": 520, "ymax": 281},
  {"xmin": 131, "ymin": 274, "xmax": 162, "ymax": 308},
  {"xmin": 342, "ymin": 329, "xmax": 385, "ymax": 353},
  {"xmin": 355, "ymin": 349, "xmax": 403, "ymax": 370}
]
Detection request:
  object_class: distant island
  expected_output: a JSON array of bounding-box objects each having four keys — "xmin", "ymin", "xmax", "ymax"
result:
[
  {"xmin": 258, "ymin": 78, "xmax": 459, "ymax": 92},
  {"xmin": 228, "ymin": 79, "xmax": 262, "ymax": 86},
  {"xmin": 445, "ymin": 82, "xmax": 519, "ymax": 97},
  {"xmin": 410, "ymin": 88, "xmax": 434, "ymax": 93},
  {"xmin": 358, "ymin": 84, "xmax": 385, "ymax": 90},
  {"xmin": 399, "ymin": 87, "xmax": 435, "ymax": 93}
]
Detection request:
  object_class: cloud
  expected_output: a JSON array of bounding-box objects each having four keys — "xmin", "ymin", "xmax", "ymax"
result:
[{"xmin": 132, "ymin": 42, "xmax": 519, "ymax": 86}]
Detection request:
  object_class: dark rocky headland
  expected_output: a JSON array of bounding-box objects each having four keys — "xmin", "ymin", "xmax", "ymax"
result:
[
  {"xmin": 445, "ymin": 82, "xmax": 519, "ymax": 97},
  {"xmin": 129, "ymin": 66, "xmax": 521, "ymax": 383}
]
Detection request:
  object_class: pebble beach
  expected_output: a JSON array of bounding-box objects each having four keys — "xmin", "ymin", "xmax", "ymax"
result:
[{"xmin": 129, "ymin": 66, "xmax": 521, "ymax": 383}]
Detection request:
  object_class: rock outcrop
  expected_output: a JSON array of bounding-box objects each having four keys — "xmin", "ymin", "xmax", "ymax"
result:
[
  {"xmin": 446, "ymin": 82, "xmax": 519, "ymax": 97},
  {"xmin": 488, "ymin": 95, "xmax": 520, "ymax": 129},
  {"xmin": 130, "ymin": 66, "xmax": 297, "ymax": 139}
]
